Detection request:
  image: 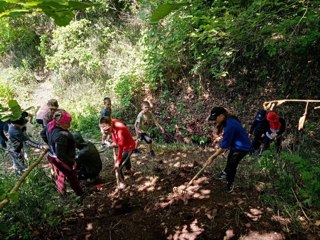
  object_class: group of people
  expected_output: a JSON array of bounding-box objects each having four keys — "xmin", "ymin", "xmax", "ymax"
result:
[
  {"xmin": 206, "ymin": 107, "xmax": 286, "ymax": 193},
  {"xmin": 1, "ymin": 96, "xmax": 286, "ymax": 197}
]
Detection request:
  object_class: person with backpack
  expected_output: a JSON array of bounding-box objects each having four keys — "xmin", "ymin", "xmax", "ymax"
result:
[
  {"xmin": 206, "ymin": 107, "xmax": 252, "ymax": 193},
  {"xmin": 249, "ymin": 109, "xmax": 269, "ymax": 152}
]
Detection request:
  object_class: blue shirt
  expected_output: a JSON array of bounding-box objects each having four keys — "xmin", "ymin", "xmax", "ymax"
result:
[
  {"xmin": 220, "ymin": 117, "xmax": 252, "ymax": 152},
  {"xmin": 100, "ymin": 108, "xmax": 112, "ymax": 118}
]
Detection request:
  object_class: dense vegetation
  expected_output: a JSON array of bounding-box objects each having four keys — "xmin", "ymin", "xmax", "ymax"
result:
[{"xmin": 0, "ymin": 0, "xmax": 319, "ymax": 238}]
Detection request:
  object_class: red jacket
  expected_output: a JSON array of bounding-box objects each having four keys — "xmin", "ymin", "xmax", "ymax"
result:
[{"xmin": 111, "ymin": 119, "xmax": 136, "ymax": 163}]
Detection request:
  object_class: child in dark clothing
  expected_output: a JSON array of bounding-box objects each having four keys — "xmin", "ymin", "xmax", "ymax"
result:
[
  {"xmin": 72, "ymin": 132, "xmax": 102, "ymax": 183},
  {"xmin": 8, "ymin": 117, "xmax": 46, "ymax": 175},
  {"xmin": 249, "ymin": 109, "xmax": 269, "ymax": 151}
]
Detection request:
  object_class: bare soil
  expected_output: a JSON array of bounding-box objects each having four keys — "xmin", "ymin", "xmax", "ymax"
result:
[{"xmin": 34, "ymin": 146, "xmax": 320, "ymax": 240}]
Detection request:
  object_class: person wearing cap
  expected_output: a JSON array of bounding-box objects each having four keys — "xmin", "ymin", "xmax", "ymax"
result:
[
  {"xmin": 72, "ymin": 132, "xmax": 102, "ymax": 183},
  {"xmin": 8, "ymin": 115, "xmax": 47, "ymax": 175},
  {"xmin": 40, "ymin": 110, "xmax": 83, "ymax": 196},
  {"xmin": 206, "ymin": 107, "xmax": 252, "ymax": 193},
  {"xmin": 40, "ymin": 99, "xmax": 60, "ymax": 127},
  {"xmin": 261, "ymin": 111, "xmax": 286, "ymax": 153},
  {"xmin": 249, "ymin": 109, "xmax": 269, "ymax": 151}
]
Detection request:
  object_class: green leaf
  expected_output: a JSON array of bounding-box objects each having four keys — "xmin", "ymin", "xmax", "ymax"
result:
[
  {"xmin": 150, "ymin": 3, "xmax": 188, "ymax": 23},
  {"xmin": 8, "ymin": 192, "xmax": 19, "ymax": 202},
  {"xmin": 0, "ymin": 223, "xmax": 8, "ymax": 234}
]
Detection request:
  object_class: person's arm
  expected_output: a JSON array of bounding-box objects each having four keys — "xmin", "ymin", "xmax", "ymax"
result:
[
  {"xmin": 206, "ymin": 147, "xmax": 225, "ymax": 165},
  {"xmin": 151, "ymin": 112, "xmax": 164, "ymax": 133},
  {"xmin": 40, "ymin": 126, "xmax": 48, "ymax": 143},
  {"xmin": 135, "ymin": 113, "xmax": 142, "ymax": 137},
  {"xmin": 28, "ymin": 113, "xmax": 34, "ymax": 124}
]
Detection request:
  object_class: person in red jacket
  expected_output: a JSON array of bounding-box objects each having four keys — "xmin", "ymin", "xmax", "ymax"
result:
[{"xmin": 99, "ymin": 116, "xmax": 136, "ymax": 178}]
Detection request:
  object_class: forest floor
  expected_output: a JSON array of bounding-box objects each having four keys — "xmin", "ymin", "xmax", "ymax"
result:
[
  {"xmin": 32, "ymin": 143, "xmax": 319, "ymax": 240},
  {"xmin": 3, "ymin": 80, "xmax": 317, "ymax": 239}
]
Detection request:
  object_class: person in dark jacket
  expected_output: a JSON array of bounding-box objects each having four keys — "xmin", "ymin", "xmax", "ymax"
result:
[
  {"xmin": 40, "ymin": 110, "xmax": 83, "ymax": 196},
  {"xmin": 0, "ymin": 119, "xmax": 9, "ymax": 149},
  {"xmin": 72, "ymin": 132, "xmax": 102, "ymax": 183},
  {"xmin": 249, "ymin": 109, "xmax": 269, "ymax": 151},
  {"xmin": 261, "ymin": 111, "xmax": 286, "ymax": 153},
  {"xmin": 8, "ymin": 117, "xmax": 46, "ymax": 175},
  {"xmin": 206, "ymin": 107, "xmax": 252, "ymax": 193}
]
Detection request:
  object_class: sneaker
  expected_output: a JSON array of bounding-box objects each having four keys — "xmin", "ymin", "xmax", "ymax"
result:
[
  {"xmin": 150, "ymin": 150, "xmax": 155, "ymax": 157},
  {"xmin": 225, "ymin": 183, "xmax": 234, "ymax": 193},
  {"xmin": 215, "ymin": 171, "xmax": 227, "ymax": 180}
]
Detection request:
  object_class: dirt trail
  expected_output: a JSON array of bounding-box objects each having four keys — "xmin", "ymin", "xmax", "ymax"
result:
[{"xmin": 34, "ymin": 147, "xmax": 319, "ymax": 240}]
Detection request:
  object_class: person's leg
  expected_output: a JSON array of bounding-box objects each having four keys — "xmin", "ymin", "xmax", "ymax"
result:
[
  {"xmin": 8, "ymin": 149, "xmax": 26, "ymax": 174},
  {"xmin": 49, "ymin": 156, "xmax": 83, "ymax": 196},
  {"xmin": 224, "ymin": 151, "xmax": 247, "ymax": 192},
  {"xmin": 252, "ymin": 135, "xmax": 262, "ymax": 151},
  {"xmin": 142, "ymin": 133, "xmax": 154, "ymax": 156},
  {"xmin": 275, "ymin": 136, "xmax": 282, "ymax": 152}
]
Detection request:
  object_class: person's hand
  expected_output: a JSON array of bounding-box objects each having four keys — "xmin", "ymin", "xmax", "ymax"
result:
[
  {"xmin": 112, "ymin": 142, "xmax": 117, "ymax": 148},
  {"xmin": 160, "ymin": 127, "xmax": 165, "ymax": 133},
  {"xmin": 41, "ymin": 144, "xmax": 49, "ymax": 150},
  {"xmin": 114, "ymin": 162, "xmax": 120, "ymax": 171},
  {"xmin": 271, "ymin": 133, "xmax": 277, "ymax": 139}
]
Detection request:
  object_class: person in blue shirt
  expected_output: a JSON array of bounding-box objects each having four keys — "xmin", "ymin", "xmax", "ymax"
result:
[
  {"xmin": 206, "ymin": 107, "xmax": 252, "ymax": 193},
  {"xmin": 100, "ymin": 97, "xmax": 112, "ymax": 118}
]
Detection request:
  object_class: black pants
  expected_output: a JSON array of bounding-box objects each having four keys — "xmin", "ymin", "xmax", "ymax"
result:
[
  {"xmin": 263, "ymin": 136, "xmax": 282, "ymax": 152},
  {"xmin": 224, "ymin": 150, "xmax": 248, "ymax": 184},
  {"xmin": 252, "ymin": 134, "xmax": 264, "ymax": 150},
  {"xmin": 139, "ymin": 132, "xmax": 152, "ymax": 144}
]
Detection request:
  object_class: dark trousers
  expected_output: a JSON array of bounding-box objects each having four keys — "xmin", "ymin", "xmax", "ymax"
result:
[
  {"xmin": 252, "ymin": 134, "xmax": 264, "ymax": 151},
  {"xmin": 139, "ymin": 132, "xmax": 152, "ymax": 144},
  {"xmin": 263, "ymin": 136, "xmax": 282, "ymax": 152},
  {"xmin": 224, "ymin": 150, "xmax": 248, "ymax": 184},
  {"xmin": 121, "ymin": 150, "xmax": 133, "ymax": 170}
]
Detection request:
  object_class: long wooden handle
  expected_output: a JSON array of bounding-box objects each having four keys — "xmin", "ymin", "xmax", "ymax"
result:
[{"xmin": 0, "ymin": 150, "xmax": 48, "ymax": 212}]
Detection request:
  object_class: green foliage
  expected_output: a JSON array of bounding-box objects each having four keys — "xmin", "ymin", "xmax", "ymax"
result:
[
  {"xmin": 0, "ymin": 82, "xmax": 15, "ymax": 103},
  {"xmin": 150, "ymin": 3, "xmax": 188, "ymax": 23},
  {"xmin": 258, "ymin": 144, "xmax": 320, "ymax": 208},
  {"xmin": 0, "ymin": 169, "xmax": 71, "ymax": 238},
  {"xmin": 0, "ymin": 0, "xmax": 95, "ymax": 26},
  {"xmin": 114, "ymin": 73, "xmax": 143, "ymax": 109},
  {"xmin": 0, "ymin": 99, "xmax": 22, "ymax": 122}
]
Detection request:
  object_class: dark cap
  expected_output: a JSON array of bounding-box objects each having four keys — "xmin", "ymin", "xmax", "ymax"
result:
[
  {"xmin": 255, "ymin": 109, "xmax": 267, "ymax": 122},
  {"xmin": 11, "ymin": 116, "xmax": 28, "ymax": 125},
  {"xmin": 208, "ymin": 107, "xmax": 227, "ymax": 121}
]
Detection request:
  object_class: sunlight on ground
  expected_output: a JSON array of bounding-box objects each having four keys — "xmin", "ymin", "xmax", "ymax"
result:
[
  {"xmin": 166, "ymin": 219, "xmax": 204, "ymax": 240},
  {"xmin": 157, "ymin": 177, "xmax": 210, "ymax": 208},
  {"xmin": 240, "ymin": 231, "xmax": 285, "ymax": 240}
]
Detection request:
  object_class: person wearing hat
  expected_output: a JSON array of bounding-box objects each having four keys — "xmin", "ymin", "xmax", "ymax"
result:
[
  {"xmin": 40, "ymin": 110, "xmax": 84, "ymax": 197},
  {"xmin": 8, "ymin": 114, "xmax": 47, "ymax": 175},
  {"xmin": 206, "ymin": 107, "xmax": 252, "ymax": 193},
  {"xmin": 72, "ymin": 132, "xmax": 102, "ymax": 183},
  {"xmin": 40, "ymin": 99, "xmax": 60, "ymax": 127},
  {"xmin": 249, "ymin": 109, "xmax": 269, "ymax": 151},
  {"xmin": 261, "ymin": 111, "xmax": 286, "ymax": 154}
]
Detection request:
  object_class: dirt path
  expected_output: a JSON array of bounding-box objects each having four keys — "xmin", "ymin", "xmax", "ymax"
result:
[{"xmin": 34, "ymin": 146, "xmax": 319, "ymax": 240}]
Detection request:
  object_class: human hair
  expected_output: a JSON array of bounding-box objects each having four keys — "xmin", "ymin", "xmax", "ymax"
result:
[
  {"xmin": 216, "ymin": 110, "xmax": 240, "ymax": 135},
  {"xmin": 99, "ymin": 116, "xmax": 112, "ymax": 125},
  {"xmin": 141, "ymin": 101, "xmax": 150, "ymax": 108},
  {"xmin": 103, "ymin": 97, "xmax": 111, "ymax": 104},
  {"xmin": 47, "ymin": 99, "xmax": 59, "ymax": 108}
]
